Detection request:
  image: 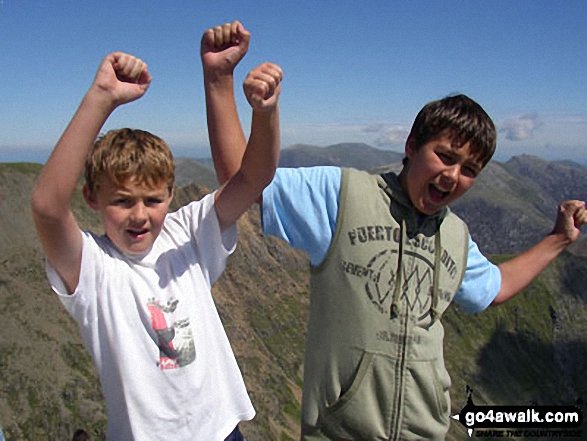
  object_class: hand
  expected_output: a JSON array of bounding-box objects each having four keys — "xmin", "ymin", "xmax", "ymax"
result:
[
  {"xmin": 91, "ymin": 52, "xmax": 151, "ymax": 107},
  {"xmin": 201, "ymin": 21, "xmax": 250, "ymax": 78},
  {"xmin": 243, "ymin": 62, "xmax": 283, "ymax": 112},
  {"xmin": 551, "ymin": 200, "xmax": 587, "ymax": 244}
]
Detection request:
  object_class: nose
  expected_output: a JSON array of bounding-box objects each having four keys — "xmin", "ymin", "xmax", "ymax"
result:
[
  {"xmin": 440, "ymin": 164, "xmax": 459, "ymax": 189},
  {"xmin": 130, "ymin": 202, "xmax": 148, "ymax": 223}
]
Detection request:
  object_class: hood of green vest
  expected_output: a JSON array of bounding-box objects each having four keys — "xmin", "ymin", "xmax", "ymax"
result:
[
  {"xmin": 380, "ymin": 171, "xmax": 449, "ymax": 239},
  {"xmin": 380, "ymin": 171, "xmax": 446, "ymax": 322}
]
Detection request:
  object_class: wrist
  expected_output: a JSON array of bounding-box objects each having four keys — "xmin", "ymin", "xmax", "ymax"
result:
[
  {"xmin": 84, "ymin": 86, "xmax": 120, "ymax": 113},
  {"xmin": 545, "ymin": 231, "xmax": 572, "ymax": 251},
  {"xmin": 251, "ymin": 104, "xmax": 279, "ymax": 115},
  {"xmin": 203, "ymin": 69, "xmax": 235, "ymax": 89}
]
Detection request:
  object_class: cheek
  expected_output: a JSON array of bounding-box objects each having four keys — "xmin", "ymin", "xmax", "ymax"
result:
[
  {"xmin": 412, "ymin": 154, "xmax": 439, "ymax": 178},
  {"xmin": 151, "ymin": 208, "xmax": 169, "ymax": 227},
  {"xmin": 101, "ymin": 209, "xmax": 127, "ymax": 229},
  {"xmin": 456, "ymin": 177, "xmax": 476, "ymax": 195},
  {"xmin": 408, "ymin": 163, "xmax": 433, "ymax": 190}
]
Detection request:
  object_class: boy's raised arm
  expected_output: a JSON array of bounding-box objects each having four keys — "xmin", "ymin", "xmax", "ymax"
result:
[
  {"xmin": 31, "ymin": 52, "xmax": 151, "ymax": 294},
  {"xmin": 201, "ymin": 21, "xmax": 250, "ymax": 185},
  {"xmin": 491, "ymin": 199, "xmax": 587, "ymax": 305},
  {"xmin": 214, "ymin": 62, "xmax": 283, "ymax": 231}
]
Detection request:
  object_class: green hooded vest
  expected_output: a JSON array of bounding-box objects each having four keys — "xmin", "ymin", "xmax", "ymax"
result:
[{"xmin": 301, "ymin": 168, "xmax": 469, "ymax": 440}]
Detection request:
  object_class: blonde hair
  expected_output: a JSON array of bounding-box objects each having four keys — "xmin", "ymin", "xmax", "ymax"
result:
[{"xmin": 84, "ymin": 128, "xmax": 175, "ymax": 196}]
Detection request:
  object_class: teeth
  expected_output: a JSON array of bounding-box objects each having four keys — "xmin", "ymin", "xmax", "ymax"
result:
[
  {"xmin": 433, "ymin": 184, "xmax": 450, "ymax": 195},
  {"xmin": 429, "ymin": 185, "xmax": 449, "ymax": 201}
]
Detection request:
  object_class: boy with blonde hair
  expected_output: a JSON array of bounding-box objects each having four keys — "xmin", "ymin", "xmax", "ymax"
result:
[
  {"xmin": 202, "ymin": 21, "xmax": 587, "ymax": 440},
  {"xmin": 32, "ymin": 48, "xmax": 283, "ymax": 440}
]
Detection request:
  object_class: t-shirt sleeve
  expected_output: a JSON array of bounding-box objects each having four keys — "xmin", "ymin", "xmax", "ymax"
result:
[
  {"xmin": 45, "ymin": 231, "xmax": 103, "ymax": 324},
  {"xmin": 453, "ymin": 235, "xmax": 502, "ymax": 314},
  {"xmin": 261, "ymin": 166, "xmax": 341, "ymax": 266},
  {"xmin": 173, "ymin": 191, "xmax": 237, "ymax": 285}
]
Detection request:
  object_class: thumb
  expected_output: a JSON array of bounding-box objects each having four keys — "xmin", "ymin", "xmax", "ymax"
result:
[{"xmin": 573, "ymin": 202, "xmax": 587, "ymax": 228}]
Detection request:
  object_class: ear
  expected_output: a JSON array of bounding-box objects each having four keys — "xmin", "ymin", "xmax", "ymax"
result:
[
  {"xmin": 83, "ymin": 184, "xmax": 100, "ymax": 211},
  {"xmin": 405, "ymin": 136, "xmax": 416, "ymax": 159}
]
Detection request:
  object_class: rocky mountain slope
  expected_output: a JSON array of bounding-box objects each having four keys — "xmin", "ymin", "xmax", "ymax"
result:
[
  {"xmin": 452, "ymin": 155, "xmax": 587, "ymax": 255},
  {"xmin": 1, "ymin": 149, "xmax": 587, "ymax": 440},
  {"xmin": 174, "ymin": 157, "xmax": 218, "ymax": 189}
]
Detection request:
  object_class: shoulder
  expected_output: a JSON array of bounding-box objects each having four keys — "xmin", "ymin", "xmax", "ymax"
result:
[
  {"xmin": 443, "ymin": 207, "xmax": 470, "ymax": 236},
  {"xmin": 266, "ymin": 166, "xmax": 343, "ymax": 207},
  {"xmin": 343, "ymin": 168, "xmax": 385, "ymax": 192},
  {"xmin": 164, "ymin": 193, "xmax": 216, "ymax": 235},
  {"xmin": 273, "ymin": 166, "xmax": 342, "ymax": 186},
  {"xmin": 167, "ymin": 192, "xmax": 214, "ymax": 219},
  {"xmin": 47, "ymin": 231, "xmax": 110, "ymax": 303},
  {"xmin": 166, "ymin": 192, "xmax": 237, "ymax": 265}
]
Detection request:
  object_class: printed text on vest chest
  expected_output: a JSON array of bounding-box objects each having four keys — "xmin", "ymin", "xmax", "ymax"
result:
[{"xmin": 342, "ymin": 224, "xmax": 460, "ymax": 321}]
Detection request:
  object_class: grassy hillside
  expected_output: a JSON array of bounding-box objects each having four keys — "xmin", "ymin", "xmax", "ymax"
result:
[
  {"xmin": 0, "ymin": 163, "xmax": 106, "ymax": 439},
  {"xmin": 444, "ymin": 252, "xmax": 587, "ymax": 440}
]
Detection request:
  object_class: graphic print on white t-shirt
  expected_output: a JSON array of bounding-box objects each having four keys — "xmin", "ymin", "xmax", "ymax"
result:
[{"xmin": 147, "ymin": 297, "xmax": 196, "ymax": 370}]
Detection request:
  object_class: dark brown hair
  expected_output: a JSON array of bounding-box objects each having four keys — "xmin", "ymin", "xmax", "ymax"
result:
[{"xmin": 407, "ymin": 94, "xmax": 496, "ymax": 167}]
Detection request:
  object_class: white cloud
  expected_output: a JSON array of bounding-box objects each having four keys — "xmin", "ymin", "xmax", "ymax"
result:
[
  {"xmin": 363, "ymin": 124, "xmax": 410, "ymax": 147},
  {"xmin": 499, "ymin": 114, "xmax": 543, "ymax": 141},
  {"xmin": 278, "ymin": 122, "xmax": 411, "ymax": 150}
]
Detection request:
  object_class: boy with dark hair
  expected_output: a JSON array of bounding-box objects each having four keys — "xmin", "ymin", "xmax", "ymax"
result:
[
  {"xmin": 408, "ymin": 93, "xmax": 496, "ymax": 167},
  {"xmin": 202, "ymin": 22, "xmax": 587, "ymax": 440},
  {"xmin": 32, "ymin": 49, "xmax": 283, "ymax": 440}
]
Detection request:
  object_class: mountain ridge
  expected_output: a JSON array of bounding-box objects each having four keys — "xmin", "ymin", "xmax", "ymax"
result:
[
  {"xmin": 1, "ymin": 148, "xmax": 587, "ymax": 440},
  {"xmin": 278, "ymin": 142, "xmax": 403, "ymax": 170}
]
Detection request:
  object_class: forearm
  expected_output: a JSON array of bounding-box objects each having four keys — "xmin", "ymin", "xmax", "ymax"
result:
[
  {"xmin": 214, "ymin": 107, "xmax": 279, "ymax": 231},
  {"xmin": 491, "ymin": 233, "xmax": 570, "ymax": 305},
  {"xmin": 204, "ymin": 73, "xmax": 247, "ymax": 185},
  {"xmin": 240, "ymin": 107, "xmax": 280, "ymax": 191},
  {"xmin": 32, "ymin": 89, "xmax": 115, "ymax": 220}
]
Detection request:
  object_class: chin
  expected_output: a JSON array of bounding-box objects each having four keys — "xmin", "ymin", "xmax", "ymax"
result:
[
  {"xmin": 127, "ymin": 243, "xmax": 153, "ymax": 255},
  {"xmin": 419, "ymin": 203, "xmax": 445, "ymax": 216},
  {"xmin": 111, "ymin": 239, "xmax": 152, "ymax": 256}
]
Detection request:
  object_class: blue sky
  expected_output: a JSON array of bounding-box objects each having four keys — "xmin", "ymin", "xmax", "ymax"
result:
[{"xmin": 1, "ymin": 0, "xmax": 586, "ymax": 163}]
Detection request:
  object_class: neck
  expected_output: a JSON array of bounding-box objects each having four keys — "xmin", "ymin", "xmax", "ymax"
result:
[{"xmin": 397, "ymin": 166, "xmax": 410, "ymax": 198}]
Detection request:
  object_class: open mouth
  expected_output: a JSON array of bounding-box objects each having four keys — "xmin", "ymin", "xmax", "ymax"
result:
[
  {"xmin": 127, "ymin": 228, "xmax": 149, "ymax": 240},
  {"xmin": 428, "ymin": 184, "xmax": 449, "ymax": 203}
]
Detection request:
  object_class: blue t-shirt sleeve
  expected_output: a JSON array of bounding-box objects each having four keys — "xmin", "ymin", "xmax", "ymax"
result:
[
  {"xmin": 454, "ymin": 236, "xmax": 502, "ymax": 314},
  {"xmin": 262, "ymin": 167, "xmax": 341, "ymax": 266}
]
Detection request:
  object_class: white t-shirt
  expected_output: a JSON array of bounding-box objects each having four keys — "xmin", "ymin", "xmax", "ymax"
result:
[{"xmin": 47, "ymin": 193, "xmax": 254, "ymax": 440}]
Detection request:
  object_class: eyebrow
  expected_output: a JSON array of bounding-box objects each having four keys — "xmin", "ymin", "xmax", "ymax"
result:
[{"xmin": 443, "ymin": 144, "xmax": 484, "ymax": 168}]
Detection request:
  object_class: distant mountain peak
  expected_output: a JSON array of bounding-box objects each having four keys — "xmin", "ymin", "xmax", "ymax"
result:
[{"xmin": 279, "ymin": 142, "xmax": 403, "ymax": 170}]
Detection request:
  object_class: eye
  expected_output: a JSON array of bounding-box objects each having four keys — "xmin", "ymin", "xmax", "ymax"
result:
[
  {"xmin": 437, "ymin": 152, "xmax": 455, "ymax": 165},
  {"xmin": 461, "ymin": 165, "xmax": 479, "ymax": 179},
  {"xmin": 145, "ymin": 197, "xmax": 165, "ymax": 206},
  {"xmin": 114, "ymin": 198, "xmax": 132, "ymax": 206}
]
